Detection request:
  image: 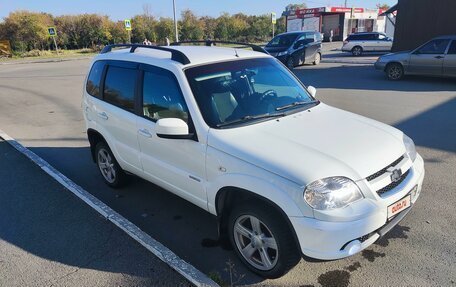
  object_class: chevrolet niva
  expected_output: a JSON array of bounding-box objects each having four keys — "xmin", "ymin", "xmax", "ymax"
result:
[{"xmin": 82, "ymin": 42, "xmax": 424, "ymax": 278}]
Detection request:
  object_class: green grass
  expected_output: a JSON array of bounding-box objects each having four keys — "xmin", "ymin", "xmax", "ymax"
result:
[{"xmin": 0, "ymin": 48, "xmax": 97, "ymax": 62}]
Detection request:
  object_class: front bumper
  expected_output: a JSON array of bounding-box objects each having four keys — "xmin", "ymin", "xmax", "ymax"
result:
[
  {"xmin": 375, "ymin": 61, "xmax": 387, "ymax": 71},
  {"xmin": 290, "ymin": 154, "xmax": 425, "ymax": 260}
]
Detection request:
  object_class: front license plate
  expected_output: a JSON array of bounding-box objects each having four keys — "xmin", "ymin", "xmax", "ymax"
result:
[{"xmin": 388, "ymin": 194, "xmax": 411, "ymax": 219}]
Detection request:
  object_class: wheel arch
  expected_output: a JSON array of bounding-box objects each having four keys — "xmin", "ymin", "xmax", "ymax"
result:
[
  {"xmin": 87, "ymin": 128, "xmax": 108, "ymax": 162},
  {"xmin": 215, "ymin": 186, "xmax": 302, "ymax": 253},
  {"xmin": 385, "ymin": 61, "xmax": 404, "ymax": 72}
]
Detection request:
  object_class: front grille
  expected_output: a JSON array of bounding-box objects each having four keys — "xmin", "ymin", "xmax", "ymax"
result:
[
  {"xmin": 377, "ymin": 169, "xmax": 410, "ymax": 196},
  {"xmin": 366, "ymin": 156, "xmax": 404, "ymax": 181}
]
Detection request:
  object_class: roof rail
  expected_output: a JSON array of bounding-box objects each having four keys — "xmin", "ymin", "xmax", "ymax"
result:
[
  {"xmin": 170, "ymin": 40, "xmax": 269, "ymax": 55},
  {"xmin": 100, "ymin": 44, "xmax": 191, "ymax": 65}
]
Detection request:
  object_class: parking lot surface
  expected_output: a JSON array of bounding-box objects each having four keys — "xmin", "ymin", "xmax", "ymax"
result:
[
  {"xmin": 0, "ymin": 59, "xmax": 455, "ymax": 286},
  {"xmin": 0, "ymin": 139, "xmax": 189, "ymax": 287}
]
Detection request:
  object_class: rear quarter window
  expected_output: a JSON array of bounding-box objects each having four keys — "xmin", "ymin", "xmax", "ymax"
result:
[{"xmin": 86, "ymin": 61, "xmax": 105, "ymax": 98}]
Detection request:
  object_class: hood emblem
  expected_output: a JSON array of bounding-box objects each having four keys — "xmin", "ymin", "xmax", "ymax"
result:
[{"xmin": 390, "ymin": 169, "xmax": 402, "ymax": 183}]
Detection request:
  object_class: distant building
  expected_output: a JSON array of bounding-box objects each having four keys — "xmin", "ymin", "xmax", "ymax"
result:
[
  {"xmin": 383, "ymin": 0, "xmax": 456, "ymax": 51},
  {"xmin": 284, "ymin": 6, "xmax": 389, "ymax": 41}
]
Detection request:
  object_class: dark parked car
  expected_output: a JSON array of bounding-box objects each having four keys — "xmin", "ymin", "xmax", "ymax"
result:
[
  {"xmin": 375, "ymin": 35, "xmax": 456, "ymax": 80},
  {"xmin": 264, "ymin": 31, "xmax": 322, "ymax": 69}
]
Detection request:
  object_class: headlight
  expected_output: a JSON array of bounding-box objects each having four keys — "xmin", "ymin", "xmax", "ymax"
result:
[
  {"xmin": 403, "ymin": 134, "xmax": 417, "ymax": 162},
  {"xmin": 277, "ymin": 51, "xmax": 288, "ymax": 56},
  {"xmin": 304, "ymin": 177, "xmax": 363, "ymax": 210}
]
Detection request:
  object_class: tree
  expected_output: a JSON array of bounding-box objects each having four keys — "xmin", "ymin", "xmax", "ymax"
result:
[
  {"xmin": 283, "ymin": 3, "xmax": 307, "ymax": 16},
  {"xmin": 131, "ymin": 14, "xmax": 157, "ymax": 43},
  {"xmin": 179, "ymin": 10, "xmax": 204, "ymax": 41},
  {"xmin": 156, "ymin": 17, "xmax": 175, "ymax": 44},
  {"xmin": 376, "ymin": 3, "xmax": 390, "ymax": 10}
]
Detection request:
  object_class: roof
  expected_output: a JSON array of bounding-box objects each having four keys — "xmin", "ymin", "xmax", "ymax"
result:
[
  {"xmin": 96, "ymin": 45, "xmax": 270, "ymax": 68},
  {"xmin": 379, "ymin": 4, "xmax": 397, "ymax": 16}
]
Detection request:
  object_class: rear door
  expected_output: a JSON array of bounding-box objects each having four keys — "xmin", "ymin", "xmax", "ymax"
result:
[
  {"xmin": 443, "ymin": 40, "xmax": 456, "ymax": 77},
  {"xmin": 94, "ymin": 61, "xmax": 143, "ymax": 175},
  {"xmin": 361, "ymin": 33, "xmax": 377, "ymax": 52},
  {"xmin": 135, "ymin": 64, "xmax": 207, "ymax": 209},
  {"xmin": 409, "ymin": 39, "xmax": 450, "ymax": 76}
]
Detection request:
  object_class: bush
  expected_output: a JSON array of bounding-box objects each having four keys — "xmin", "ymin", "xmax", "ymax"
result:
[{"xmin": 20, "ymin": 49, "xmax": 54, "ymax": 57}]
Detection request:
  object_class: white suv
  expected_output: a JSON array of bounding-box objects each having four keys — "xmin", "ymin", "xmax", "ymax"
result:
[{"xmin": 82, "ymin": 42, "xmax": 424, "ymax": 278}]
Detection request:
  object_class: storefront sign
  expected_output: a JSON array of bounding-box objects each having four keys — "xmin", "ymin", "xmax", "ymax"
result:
[
  {"xmin": 296, "ymin": 7, "xmax": 325, "ymax": 17},
  {"xmin": 330, "ymin": 7, "xmax": 364, "ymax": 13}
]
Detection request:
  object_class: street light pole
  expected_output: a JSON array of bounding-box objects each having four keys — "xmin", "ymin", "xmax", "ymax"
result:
[
  {"xmin": 344, "ymin": 0, "xmax": 347, "ymax": 7},
  {"xmin": 173, "ymin": 0, "xmax": 179, "ymax": 42}
]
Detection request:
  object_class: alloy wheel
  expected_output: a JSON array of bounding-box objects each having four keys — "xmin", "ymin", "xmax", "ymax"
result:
[
  {"xmin": 97, "ymin": 148, "xmax": 116, "ymax": 183},
  {"xmin": 233, "ymin": 215, "xmax": 279, "ymax": 271}
]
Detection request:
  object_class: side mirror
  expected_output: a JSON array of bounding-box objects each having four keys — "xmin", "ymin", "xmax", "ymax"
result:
[
  {"xmin": 307, "ymin": 86, "xmax": 317, "ymax": 98},
  {"xmin": 156, "ymin": 118, "xmax": 193, "ymax": 139}
]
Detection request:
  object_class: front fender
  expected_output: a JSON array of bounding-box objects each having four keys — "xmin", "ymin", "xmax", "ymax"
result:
[{"xmin": 206, "ymin": 173, "xmax": 306, "ymax": 217}]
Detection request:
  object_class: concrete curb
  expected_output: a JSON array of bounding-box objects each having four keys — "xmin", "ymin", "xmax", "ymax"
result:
[
  {"xmin": 0, "ymin": 129, "xmax": 219, "ymax": 287},
  {"xmin": 321, "ymin": 58, "xmax": 376, "ymax": 65},
  {"xmin": 0, "ymin": 56, "xmax": 94, "ymax": 65}
]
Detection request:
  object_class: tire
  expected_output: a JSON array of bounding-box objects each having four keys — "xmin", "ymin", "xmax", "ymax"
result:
[
  {"xmin": 286, "ymin": 57, "xmax": 294, "ymax": 69},
  {"xmin": 313, "ymin": 53, "xmax": 321, "ymax": 65},
  {"xmin": 352, "ymin": 46, "xmax": 363, "ymax": 56},
  {"xmin": 95, "ymin": 141, "xmax": 128, "ymax": 188},
  {"xmin": 228, "ymin": 201, "xmax": 300, "ymax": 278},
  {"xmin": 386, "ymin": 63, "xmax": 404, "ymax": 80}
]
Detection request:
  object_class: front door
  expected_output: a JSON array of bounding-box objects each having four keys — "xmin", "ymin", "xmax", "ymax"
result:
[
  {"xmin": 136, "ymin": 65, "xmax": 207, "ymax": 210},
  {"xmin": 443, "ymin": 40, "xmax": 456, "ymax": 77},
  {"xmin": 409, "ymin": 39, "xmax": 450, "ymax": 75}
]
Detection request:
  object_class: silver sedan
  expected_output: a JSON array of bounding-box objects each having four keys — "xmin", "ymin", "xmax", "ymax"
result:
[{"xmin": 375, "ymin": 35, "xmax": 456, "ymax": 80}]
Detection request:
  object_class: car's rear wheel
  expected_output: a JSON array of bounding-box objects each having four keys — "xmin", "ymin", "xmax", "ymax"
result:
[
  {"xmin": 286, "ymin": 57, "xmax": 294, "ymax": 69},
  {"xmin": 352, "ymin": 46, "xmax": 363, "ymax": 56},
  {"xmin": 386, "ymin": 63, "xmax": 404, "ymax": 80},
  {"xmin": 96, "ymin": 141, "xmax": 128, "ymax": 188},
  {"xmin": 228, "ymin": 202, "xmax": 300, "ymax": 278},
  {"xmin": 313, "ymin": 53, "xmax": 321, "ymax": 65}
]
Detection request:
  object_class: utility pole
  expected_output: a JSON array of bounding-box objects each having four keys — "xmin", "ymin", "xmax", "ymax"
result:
[
  {"xmin": 344, "ymin": 0, "xmax": 347, "ymax": 8},
  {"xmin": 173, "ymin": 0, "xmax": 179, "ymax": 42}
]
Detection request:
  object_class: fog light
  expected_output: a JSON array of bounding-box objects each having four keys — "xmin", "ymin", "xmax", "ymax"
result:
[{"xmin": 344, "ymin": 240, "xmax": 362, "ymax": 255}]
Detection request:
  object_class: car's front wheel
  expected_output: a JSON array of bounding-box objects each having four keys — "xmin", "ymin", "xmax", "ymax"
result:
[
  {"xmin": 313, "ymin": 52, "xmax": 321, "ymax": 65},
  {"xmin": 386, "ymin": 63, "xmax": 404, "ymax": 80},
  {"xmin": 95, "ymin": 141, "xmax": 128, "ymax": 188},
  {"xmin": 286, "ymin": 57, "xmax": 294, "ymax": 69},
  {"xmin": 228, "ymin": 202, "xmax": 300, "ymax": 278}
]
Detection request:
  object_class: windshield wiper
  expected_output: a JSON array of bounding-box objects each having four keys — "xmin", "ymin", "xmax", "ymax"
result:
[
  {"xmin": 216, "ymin": 112, "xmax": 286, "ymax": 128},
  {"xmin": 275, "ymin": 100, "xmax": 318, "ymax": 111}
]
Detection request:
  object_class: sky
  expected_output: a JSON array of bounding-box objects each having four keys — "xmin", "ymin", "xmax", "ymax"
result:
[{"xmin": 0, "ymin": 0, "xmax": 397, "ymax": 21}]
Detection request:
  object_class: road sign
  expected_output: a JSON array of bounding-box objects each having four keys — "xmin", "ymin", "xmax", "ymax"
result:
[
  {"xmin": 48, "ymin": 27, "xmax": 57, "ymax": 37},
  {"xmin": 271, "ymin": 12, "xmax": 277, "ymax": 24},
  {"xmin": 124, "ymin": 19, "xmax": 132, "ymax": 31}
]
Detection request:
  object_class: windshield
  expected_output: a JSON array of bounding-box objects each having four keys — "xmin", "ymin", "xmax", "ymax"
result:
[
  {"xmin": 266, "ymin": 34, "xmax": 299, "ymax": 47},
  {"xmin": 185, "ymin": 58, "xmax": 316, "ymax": 128}
]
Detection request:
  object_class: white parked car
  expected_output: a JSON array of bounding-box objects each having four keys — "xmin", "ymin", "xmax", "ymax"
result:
[
  {"xmin": 342, "ymin": 32, "xmax": 393, "ymax": 56},
  {"xmin": 82, "ymin": 42, "xmax": 424, "ymax": 278}
]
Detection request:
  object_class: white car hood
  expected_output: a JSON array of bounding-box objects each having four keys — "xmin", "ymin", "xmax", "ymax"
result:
[{"xmin": 207, "ymin": 103, "xmax": 405, "ymax": 185}]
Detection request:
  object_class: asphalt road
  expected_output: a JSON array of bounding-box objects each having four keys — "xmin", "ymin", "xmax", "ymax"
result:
[
  {"xmin": 0, "ymin": 139, "xmax": 189, "ymax": 287},
  {"xmin": 0, "ymin": 58, "xmax": 455, "ymax": 286}
]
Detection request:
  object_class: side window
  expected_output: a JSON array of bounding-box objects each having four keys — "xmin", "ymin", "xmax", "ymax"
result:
[
  {"xmin": 417, "ymin": 39, "xmax": 450, "ymax": 54},
  {"xmin": 142, "ymin": 68, "xmax": 189, "ymax": 123},
  {"xmin": 86, "ymin": 61, "xmax": 105, "ymax": 98},
  {"xmin": 103, "ymin": 65, "xmax": 137, "ymax": 112},
  {"xmin": 447, "ymin": 41, "xmax": 456, "ymax": 54}
]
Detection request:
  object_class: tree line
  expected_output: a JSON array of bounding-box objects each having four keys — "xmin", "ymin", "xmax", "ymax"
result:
[{"xmin": 0, "ymin": 9, "xmax": 286, "ymax": 52}]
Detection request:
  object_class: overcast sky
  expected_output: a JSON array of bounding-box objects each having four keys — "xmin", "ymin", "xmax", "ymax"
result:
[{"xmin": 0, "ymin": 0, "xmax": 397, "ymax": 20}]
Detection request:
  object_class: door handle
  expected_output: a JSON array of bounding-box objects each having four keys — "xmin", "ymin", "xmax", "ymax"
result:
[
  {"xmin": 138, "ymin": 128, "xmax": 152, "ymax": 138},
  {"xmin": 435, "ymin": 55, "xmax": 444, "ymax": 59},
  {"xmin": 97, "ymin": 112, "xmax": 108, "ymax": 120}
]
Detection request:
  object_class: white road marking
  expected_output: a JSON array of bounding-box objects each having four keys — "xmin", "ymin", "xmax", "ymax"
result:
[{"xmin": 0, "ymin": 129, "xmax": 219, "ymax": 287}]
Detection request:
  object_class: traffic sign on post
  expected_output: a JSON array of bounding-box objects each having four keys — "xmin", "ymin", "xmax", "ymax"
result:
[
  {"xmin": 48, "ymin": 27, "xmax": 57, "ymax": 37},
  {"xmin": 124, "ymin": 19, "xmax": 132, "ymax": 31},
  {"xmin": 271, "ymin": 12, "xmax": 277, "ymax": 24}
]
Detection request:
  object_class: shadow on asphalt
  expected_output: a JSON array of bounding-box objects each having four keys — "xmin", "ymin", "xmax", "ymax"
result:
[
  {"xmin": 25, "ymin": 145, "xmax": 265, "ymax": 285},
  {"xmin": 294, "ymin": 65, "xmax": 456, "ymax": 92},
  {"xmin": 394, "ymin": 97, "xmax": 456, "ymax": 153}
]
